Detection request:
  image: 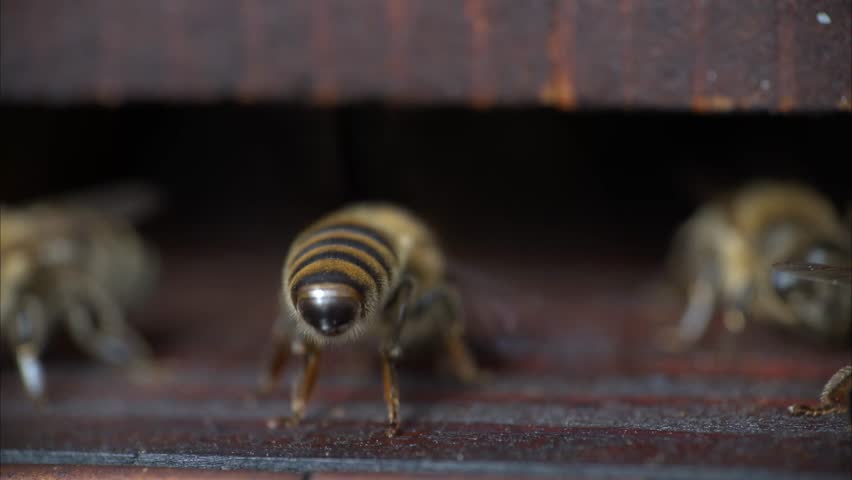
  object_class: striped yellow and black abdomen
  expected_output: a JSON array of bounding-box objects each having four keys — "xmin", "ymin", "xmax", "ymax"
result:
[{"xmin": 285, "ymin": 221, "xmax": 399, "ymax": 315}]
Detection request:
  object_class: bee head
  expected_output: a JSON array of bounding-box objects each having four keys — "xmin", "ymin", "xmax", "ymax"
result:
[
  {"xmin": 772, "ymin": 242, "xmax": 851, "ymax": 339},
  {"xmin": 296, "ymin": 283, "xmax": 361, "ymax": 337}
]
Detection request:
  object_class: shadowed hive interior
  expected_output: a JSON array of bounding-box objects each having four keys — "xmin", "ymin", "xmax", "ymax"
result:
[
  {"xmin": 4, "ymin": 2, "xmax": 852, "ymax": 478},
  {"xmin": 1, "ymin": 107, "xmax": 850, "ymax": 479}
]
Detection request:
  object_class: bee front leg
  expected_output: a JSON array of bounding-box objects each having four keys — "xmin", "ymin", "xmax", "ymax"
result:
[
  {"xmin": 789, "ymin": 365, "xmax": 852, "ymax": 418},
  {"xmin": 283, "ymin": 339, "xmax": 321, "ymax": 427},
  {"xmin": 381, "ymin": 276, "xmax": 415, "ymax": 437}
]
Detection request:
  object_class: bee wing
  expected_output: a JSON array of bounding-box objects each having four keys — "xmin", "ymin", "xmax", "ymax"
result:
[
  {"xmin": 44, "ymin": 180, "xmax": 164, "ymax": 224},
  {"xmin": 446, "ymin": 259, "xmax": 549, "ymax": 335},
  {"xmin": 771, "ymin": 261, "xmax": 852, "ymax": 286}
]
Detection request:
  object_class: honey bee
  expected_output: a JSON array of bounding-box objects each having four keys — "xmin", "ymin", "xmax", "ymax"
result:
[
  {"xmin": 1, "ymin": 189, "xmax": 158, "ymax": 400},
  {"xmin": 665, "ymin": 181, "xmax": 851, "ymax": 348},
  {"xmin": 261, "ymin": 203, "xmax": 484, "ymax": 437},
  {"xmin": 772, "ymin": 261, "xmax": 851, "ymax": 419}
]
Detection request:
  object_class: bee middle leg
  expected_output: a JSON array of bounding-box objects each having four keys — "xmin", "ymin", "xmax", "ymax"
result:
[
  {"xmin": 61, "ymin": 274, "xmax": 151, "ymax": 366},
  {"xmin": 789, "ymin": 365, "xmax": 852, "ymax": 418},
  {"xmin": 668, "ymin": 276, "xmax": 717, "ymax": 350},
  {"xmin": 413, "ymin": 284, "xmax": 485, "ymax": 383}
]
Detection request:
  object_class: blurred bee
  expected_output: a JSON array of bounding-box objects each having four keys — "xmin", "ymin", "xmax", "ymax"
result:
[
  {"xmin": 772, "ymin": 261, "xmax": 851, "ymax": 419},
  {"xmin": 664, "ymin": 181, "xmax": 851, "ymax": 348},
  {"xmin": 1, "ymin": 185, "xmax": 159, "ymax": 400},
  {"xmin": 261, "ymin": 203, "xmax": 484, "ymax": 437}
]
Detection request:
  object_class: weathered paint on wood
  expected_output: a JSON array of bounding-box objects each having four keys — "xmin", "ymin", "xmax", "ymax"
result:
[{"xmin": 1, "ymin": 0, "xmax": 850, "ymax": 111}]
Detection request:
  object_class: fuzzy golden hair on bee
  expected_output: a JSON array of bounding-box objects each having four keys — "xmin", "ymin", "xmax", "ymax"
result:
[
  {"xmin": 263, "ymin": 202, "xmax": 483, "ymax": 436},
  {"xmin": 279, "ymin": 204, "xmax": 416, "ymax": 346},
  {"xmin": 727, "ymin": 181, "xmax": 845, "ymax": 241},
  {"xmin": 664, "ymin": 180, "xmax": 851, "ymax": 350},
  {"xmin": 1, "ymin": 185, "xmax": 160, "ymax": 401}
]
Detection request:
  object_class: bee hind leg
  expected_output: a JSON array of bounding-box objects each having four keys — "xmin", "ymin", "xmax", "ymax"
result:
[
  {"xmin": 408, "ymin": 283, "xmax": 487, "ymax": 383},
  {"xmin": 260, "ymin": 319, "xmax": 323, "ymax": 430},
  {"xmin": 380, "ymin": 344, "xmax": 402, "ymax": 437},
  {"xmin": 259, "ymin": 319, "xmax": 293, "ymax": 394},
  {"xmin": 380, "ymin": 275, "xmax": 417, "ymax": 437},
  {"xmin": 427, "ymin": 284, "xmax": 488, "ymax": 384},
  {"xmin": 789, "ymin": 365, "xmax": 852, "ymax": 418},
  {"xmin": 277, "ymin": 339, "xmax": 320, "ymax": 428}
]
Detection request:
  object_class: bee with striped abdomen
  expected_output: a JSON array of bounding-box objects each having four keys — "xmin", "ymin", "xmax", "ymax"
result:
[
  {"xmin": 261, "ymin": 203, "xmax": 483, "ymax": 437},
  {"xmin": 664, "ymin": 181, "xmax": 851, "ymax": 348},
  {"xmin": 1, "ymin": 185, "xmax": 159, "ymax": 400}
]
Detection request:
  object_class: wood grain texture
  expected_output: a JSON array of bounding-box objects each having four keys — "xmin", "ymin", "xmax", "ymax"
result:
[
  {"xmin": 0, "ymin": 464, "xmax": 300, "ymax": 479},
  {"xmin": 1, "ymin": 0, "xmax": 850, "ymax": 110},
  {"xmin": 1, "ymin": 240, "xmax": 850, "ymax": 479}
]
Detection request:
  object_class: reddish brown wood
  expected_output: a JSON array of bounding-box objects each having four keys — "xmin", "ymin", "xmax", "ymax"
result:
[
  {"xmin": 0, "ymin": 465, "xmax": 522, "ymax": 479},
  {"xmin": 0, "ymin": 464, "xmax": 299, "ymax": 479},
  {"xmin": 1, "ymin": 240, "xmax": 850, "ymax": 478},
  {"xmin": 1, "ymin": 0, "xmax": 849, "ymax": 110}
]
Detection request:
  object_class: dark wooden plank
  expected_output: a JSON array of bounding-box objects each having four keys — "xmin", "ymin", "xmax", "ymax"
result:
[
  {"xmin": 1, "ymin": 0, "xmax": 849, "ymax": 110},
  {"xmin": 0, "ymin": 464, "xmax": 300, "ymax": 479},
  {"xmin": 792, "ymin": 0, "xmax": 852, "ymax": 110},
  {"xmin": 0, "ymin": 465, "xmax": 523, "ymax": 480},
  {"xmin": 696, "ymin": 0, "xmax": 779, "ymax": 111},
  {"xmin": 1, "ymin": 241, "xmax": 850, "ymax": 478}
]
